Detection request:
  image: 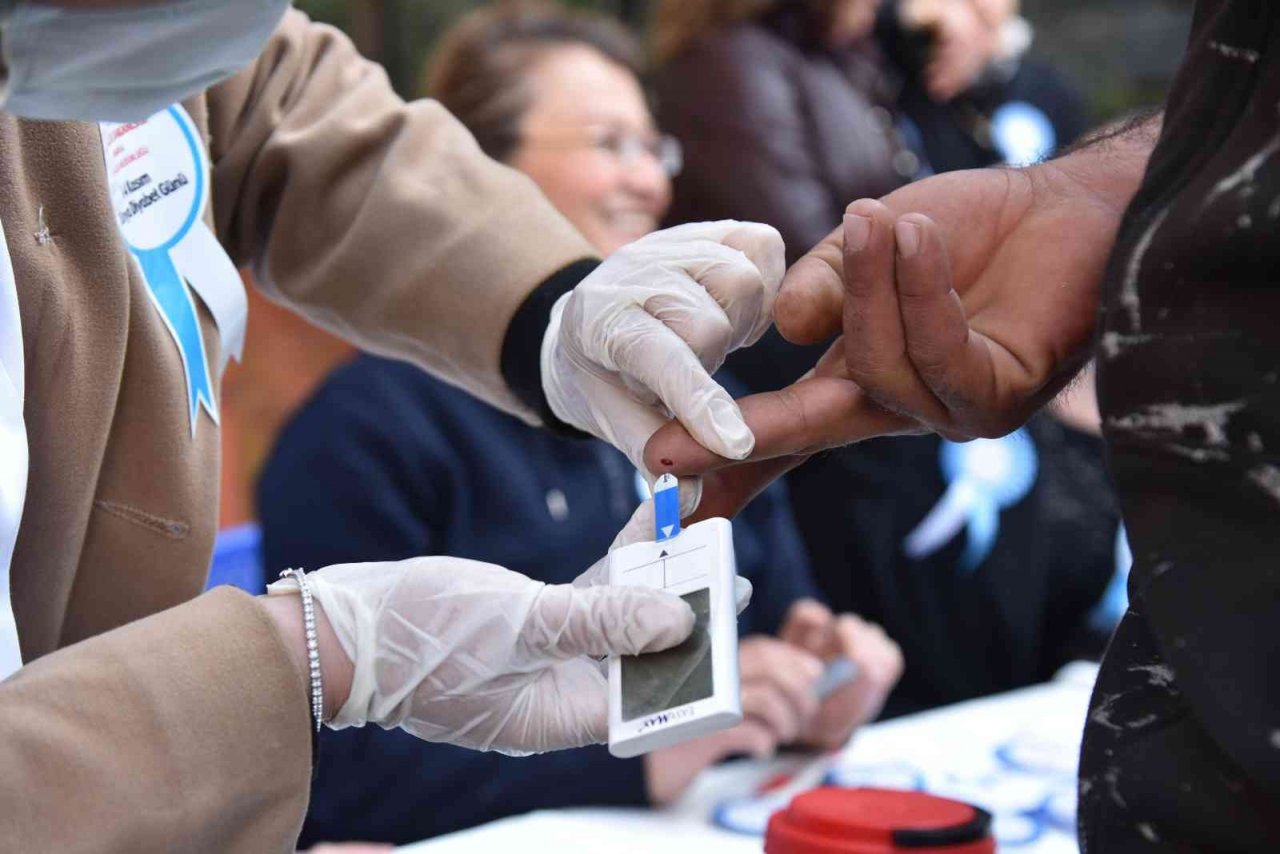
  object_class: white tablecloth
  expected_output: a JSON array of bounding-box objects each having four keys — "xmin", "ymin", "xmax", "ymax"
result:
[{"xmin": 399, "ymin": 662, "xmax": 1099, "ymax": 853}]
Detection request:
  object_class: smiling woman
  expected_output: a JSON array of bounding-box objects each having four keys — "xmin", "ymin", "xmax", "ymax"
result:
[{"xmin": 425, "ymin": 0, "xmax": 676, "ymax": 255}]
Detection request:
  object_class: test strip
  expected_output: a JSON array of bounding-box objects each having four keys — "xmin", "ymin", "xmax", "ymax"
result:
[{"xmin": 654, "ymin": 473, "xmax": 681, "ymax": 542}]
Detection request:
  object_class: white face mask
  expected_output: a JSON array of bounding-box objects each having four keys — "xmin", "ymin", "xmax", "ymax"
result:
[{"xmin": 1, "ymin": 0, "xmax": 290, "ymax": 122}]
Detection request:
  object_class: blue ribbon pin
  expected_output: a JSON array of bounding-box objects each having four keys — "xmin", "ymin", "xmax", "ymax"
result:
[
  {"xmin": 904, "ymin": 429, "xmax": 1039, "ymax": 573},
  {"xmin": 991, "ymin": 101, "xmax": 1057, "ymax": 168}
]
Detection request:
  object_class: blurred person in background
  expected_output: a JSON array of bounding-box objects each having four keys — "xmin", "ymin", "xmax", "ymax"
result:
[
  {"xmin": 653, "ymin": 0, "xmax": 1125, "ymax": 719},
  {"xmin": 879, "ymin": 0, "xmax": 1089, "ymax": 173},
  {"xmin": 653, "ymin": 0, "xmax": 918, "ymax": 268},
  {"xmin": 251, "ymin": 3, "xmax": 902, "ymax": 847}
]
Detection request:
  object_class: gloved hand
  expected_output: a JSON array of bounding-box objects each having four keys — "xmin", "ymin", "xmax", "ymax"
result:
[
  {"xmin": 542, "ymin": 221, "xmax": 785, "ymax": 511},
  {"xmin": 268, "ymin": 557, "xmax": 694, "ymax": 756}
]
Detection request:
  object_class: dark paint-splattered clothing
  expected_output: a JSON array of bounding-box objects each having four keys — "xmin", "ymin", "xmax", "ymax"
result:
[{"xmin": 1087, "ymin": 0, "xmax": 1280, "ymax": 848}]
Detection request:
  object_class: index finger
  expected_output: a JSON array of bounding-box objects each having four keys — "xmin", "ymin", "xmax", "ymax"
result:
[
  {"xmin": 774, "ymin": 224, "xmax": 845, "ymax": 345},
  {"xmin": 644, "ymin": 372, "xmax": 912, "ymax": 476}
]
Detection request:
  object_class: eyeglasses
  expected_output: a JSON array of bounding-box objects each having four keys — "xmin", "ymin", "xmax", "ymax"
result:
[{"xmin": 522, "ymin": 125, "xmax": 684, "ymax": 177}]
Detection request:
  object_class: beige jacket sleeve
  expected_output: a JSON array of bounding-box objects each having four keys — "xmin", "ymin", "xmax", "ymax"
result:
[
  {"xmin": 0, "ymin": 588, "xmax": 311, "ymax": 853},
  {"xmin": 206, "ymin": 9, "xmax": 597, "ymax": 420}
]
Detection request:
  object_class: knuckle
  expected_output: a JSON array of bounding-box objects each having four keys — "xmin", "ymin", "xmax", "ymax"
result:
[{"xmin": 684, "ymin": 312, "xmax": 734, "ymax": 359}]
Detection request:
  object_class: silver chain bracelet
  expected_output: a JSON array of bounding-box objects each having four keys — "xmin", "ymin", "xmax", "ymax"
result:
[{"xmin": 279, "ymin": 568, "xmax": 323, "ymax": 733}]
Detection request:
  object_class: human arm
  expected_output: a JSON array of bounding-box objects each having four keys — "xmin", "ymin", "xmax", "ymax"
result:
[
  {"xmin": 208, "ymin": 12, "xmax": 783, "ymax": 498},
  {"xmin": 645, "ymin": 112, "xmax": 1163, "ymax": 519},
  {"xmin": 0, "ymin": 589, "xmax": 313, "ymax": 852},
  {"xmin": 0, "ymin": 555, "xmax": 693, "ymax": 851},
  {"xmin": 206, "ymin": 9, "xmax": 596, "ymax": 420},
  {"xmin": 258, "ymin": 371, "xmax": 659, "ymax": 839}
]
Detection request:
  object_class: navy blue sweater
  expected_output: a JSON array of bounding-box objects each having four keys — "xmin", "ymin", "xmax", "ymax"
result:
[{"xmin": 256, "ymin": 355, "xmax": 816, "ymax": 846}]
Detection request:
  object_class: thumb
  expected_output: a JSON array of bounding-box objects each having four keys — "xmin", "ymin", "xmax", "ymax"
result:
[
  {"xmin": 734, "ymin": 576, "xmax": 753, "ymax": 615},
  {"xmin": 775, "ymin": 222, "xmax": 845, "ymax": 345},
  {"xmin": 526, "ymin": 584, "xmax": 695, "ymax": 659}
]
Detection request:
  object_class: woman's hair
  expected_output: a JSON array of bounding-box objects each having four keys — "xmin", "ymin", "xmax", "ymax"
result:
[
  {"xmin": 425, "ymin": 0, "xmax": 644, "ymax": 162},
  {"xmin": 651, "ymin": 0, "xmax": 838, "ymax": 66}
]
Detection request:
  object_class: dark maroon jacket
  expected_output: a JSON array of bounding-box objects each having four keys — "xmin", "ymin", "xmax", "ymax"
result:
[{"xmin": 655, "ymin": 6, "xmax": 913, "ymax": 265}]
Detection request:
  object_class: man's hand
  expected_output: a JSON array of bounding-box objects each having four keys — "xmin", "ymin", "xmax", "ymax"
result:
[
  {"xmin": 646, "ymin": 127, "xmax": 1156, "ymax": 519},
  {"xmin": 779, "ymin": 600, "xmax": 903, "ymax": 750},
  {"xmin": 901, "ymin": 0, "xmax": 1003, "ymax": 102}
]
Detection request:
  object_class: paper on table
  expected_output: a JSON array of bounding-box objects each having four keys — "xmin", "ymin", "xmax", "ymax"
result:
[
  {"xmin": 401, "ymin": 663, "xmax": 1099, "ymax": 854},
  {"xmin": 397, "ymin": 810, "xmax": 761, "ymax": 854}
]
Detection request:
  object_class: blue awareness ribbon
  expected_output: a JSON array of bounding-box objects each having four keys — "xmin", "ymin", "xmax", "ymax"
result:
[
  {"xmin": 904, "ymin": 429, "xmax": 1039, "ymax": 573},
  {"xmin": 991, "ymin": 101, "xmax": 1057, "ymax": 168},
  {"xmin": 124, "ymin": 107, "xmax": 216, "ymax": 432}
]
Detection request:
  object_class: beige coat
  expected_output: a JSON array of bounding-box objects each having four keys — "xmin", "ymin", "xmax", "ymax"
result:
[{"xmin": 0, "ymin": 10, "xmax": 594, "ymax": 851}]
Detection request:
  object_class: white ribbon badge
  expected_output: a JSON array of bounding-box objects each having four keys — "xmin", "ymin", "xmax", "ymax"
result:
[
  {"xmin": 904, "ymin": 429, "xmax": 1039, "ymax": 573},
  {"xmin": 99, "ymin": 105, "xmax": 246, "ymax": 433}
]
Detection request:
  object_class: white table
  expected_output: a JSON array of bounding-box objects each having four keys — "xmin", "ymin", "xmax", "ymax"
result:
[{"xmin": 400, "ymin": 662, "xmax": 1098, "ymax": 854}]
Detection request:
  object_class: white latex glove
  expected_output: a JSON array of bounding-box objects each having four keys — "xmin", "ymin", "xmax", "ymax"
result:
[
  {"xmin": 269, "ymin": 558, "xmax": 694, "ymax": 756},
  {"xmin": 542, "ymin": 221, "xmax": 785, "ymax": 512}
]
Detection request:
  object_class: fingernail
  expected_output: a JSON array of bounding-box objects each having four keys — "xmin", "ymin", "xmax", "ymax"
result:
[
  {"xmin": 708, "ymin": 397, "xmax": 754, "ymax": 459},
  {"xmin": 677, "ymin": 476, "xmax": 702, "ymax": 516},
  {"xmin": 895, "ymin": 220, "xmax": 921, "ymax": 258},
  {"xmin": 844, "ymin": 214, "xmax": 871, "ymax": 253}
]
